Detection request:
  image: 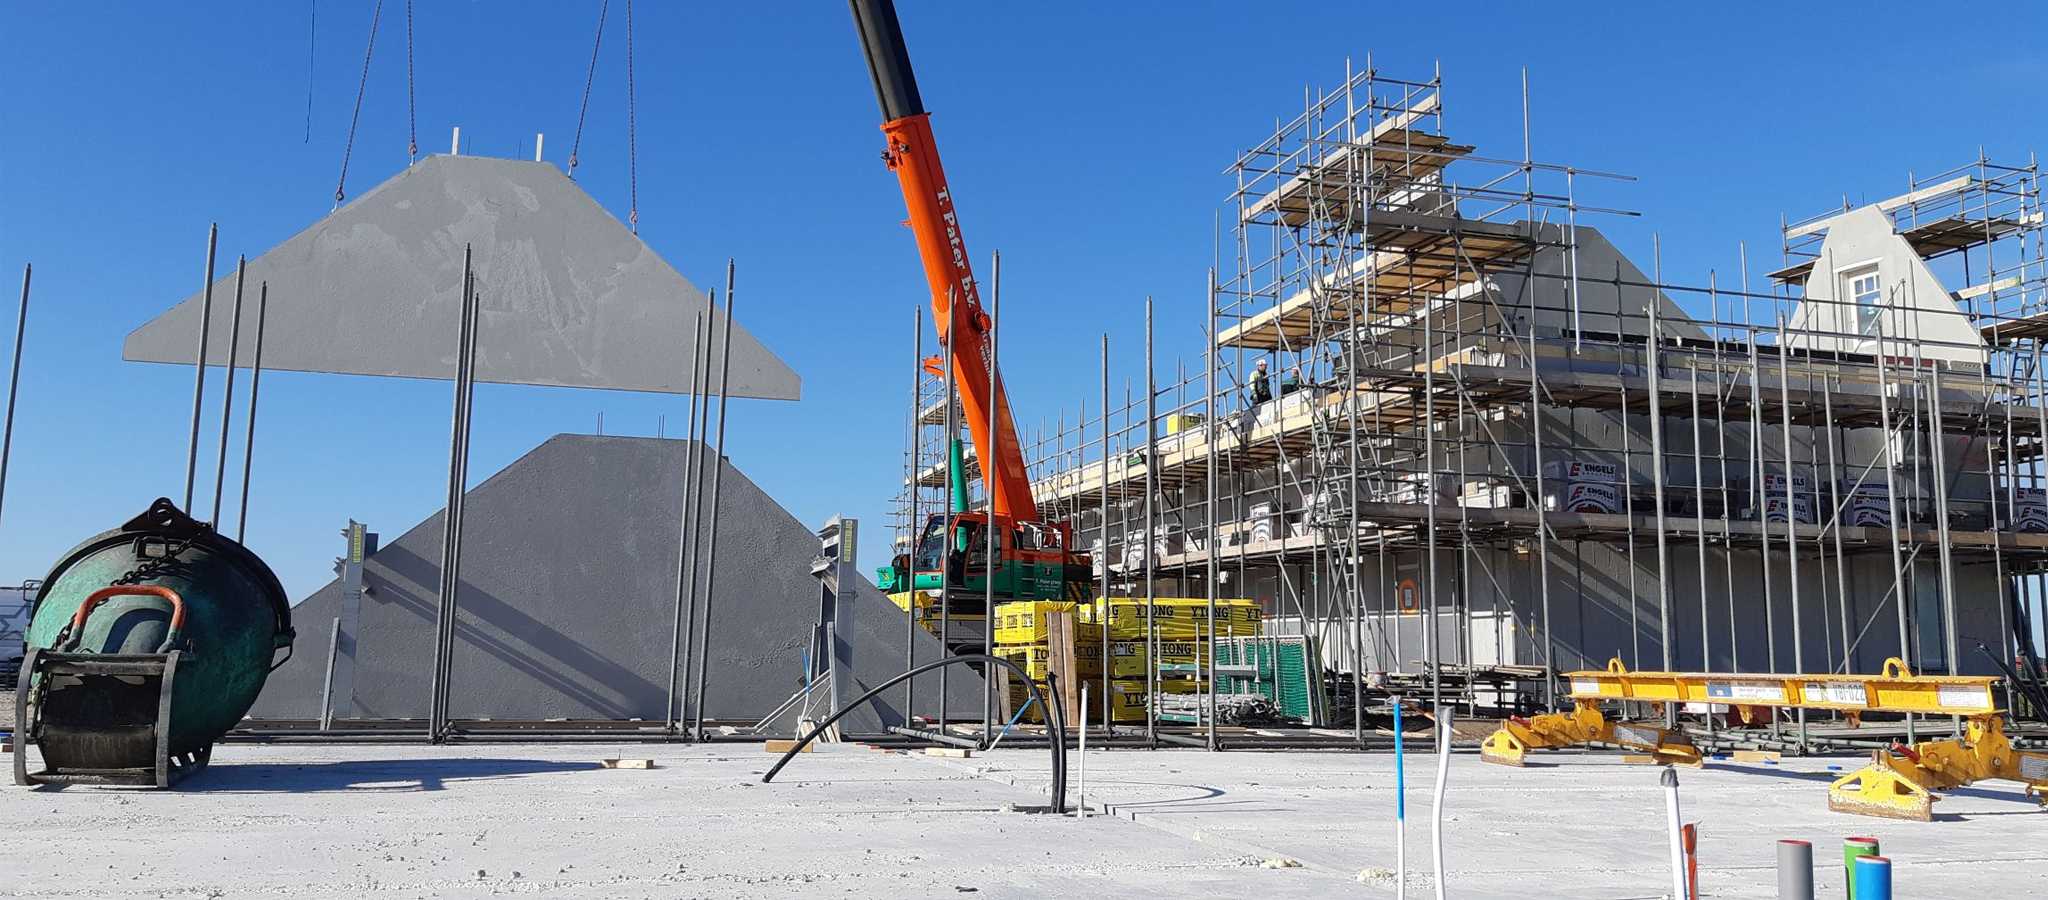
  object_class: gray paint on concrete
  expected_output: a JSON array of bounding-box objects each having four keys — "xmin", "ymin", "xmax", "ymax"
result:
[
  {"xmin": 124, "ymin": 155, "xmax": 801, "ymax": 400},
  {"xmin": 250, "ymin": 434, "xmax": 977, "ymax": 725}
]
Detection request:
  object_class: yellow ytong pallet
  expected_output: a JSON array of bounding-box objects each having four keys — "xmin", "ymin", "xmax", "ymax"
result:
[
  {"xmin": 1141, "ymin": 640, "xmax": 1213, "ymax": 677},
  {"xmin": 996, "ymin": 642, "xmax": 1104, "ymax": 680},
  {"xmin": 1108, "ymin": 678, "xmax": 1203, "ymax": 723},
  {"xmin": 1002, "ymin": 677, "xmax": 1206, "ymax": 724},
  {"xmin": 1000, "ymin": 681, "xmax": 1058, "ymax": 725},
  {"xmin": 1000, "ymin": 640, "xmax": 1213, "ymax": 679},
  {"xmin": 1104, "ymin": 641, "xmax": 1148, "ymax": 678},
  {"xmin": 1092, "ymin": 598, "xmax": 1262, "ymax": 640},
  {"xmin": 1479, "ymin": 657, "xmax": 2048, "ymax": 821},
  {"xmin": 993, "ymin": 600, "xmax": 1083, "ymax": 644}
]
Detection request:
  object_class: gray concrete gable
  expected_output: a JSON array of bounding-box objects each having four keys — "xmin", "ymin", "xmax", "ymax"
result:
[
  {"xmin": 124, "ymin": 155, "xmax": 800, "ymax": 400},
  {"xmin": 249, "ymin": 434, "xmax": 976, "ymax": 727},
  {"xmin": 1785, "ymin": 206, "xmax": 1986, "ymax": 365}
]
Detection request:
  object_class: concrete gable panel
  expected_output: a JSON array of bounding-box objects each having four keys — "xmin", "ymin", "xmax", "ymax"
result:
[
  {"xmin": 248, "ymin": 434, "xmax": 977, "ymax": 727},
  {"xmin": 1496, "ymin": 224, "xmax": 1706, "ymax": 340},
  {"xmin": 123, "ymin": 156, "xmax": 800, "ymax": 400},
  {"xmin": 1785, "ymin": 206, "xmax": 1986, "ymax": 364}
]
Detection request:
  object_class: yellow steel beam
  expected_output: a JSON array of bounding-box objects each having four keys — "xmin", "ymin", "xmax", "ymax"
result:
[
  {"xmin": 1481, "ymin": 657, "xmax": 2046, "ymax": 821},
  {"xmin": 1563, "ymin": 657, "xmax": 1998, "ymax": 718}
]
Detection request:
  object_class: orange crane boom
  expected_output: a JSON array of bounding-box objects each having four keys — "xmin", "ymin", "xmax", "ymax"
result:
[{"xmin": 849, "ymin": 0, "xmax": 1038, "ymax": 523}]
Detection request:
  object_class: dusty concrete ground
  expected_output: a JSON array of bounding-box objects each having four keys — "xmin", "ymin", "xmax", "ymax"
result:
[{"xmin": 2, "ymin": 740, "xmax": 2043, "ymax": 898}]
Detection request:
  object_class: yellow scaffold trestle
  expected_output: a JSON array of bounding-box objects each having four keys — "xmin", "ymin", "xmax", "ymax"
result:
[{"xmin": 1479, "ymin": 657, "xmax": 2048, "ymax": 821}]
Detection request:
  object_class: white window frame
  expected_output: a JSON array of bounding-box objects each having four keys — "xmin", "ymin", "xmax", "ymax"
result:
[{"xmin": 1834, "ymin": 259, "xmax": 1884, "ymax": 337}]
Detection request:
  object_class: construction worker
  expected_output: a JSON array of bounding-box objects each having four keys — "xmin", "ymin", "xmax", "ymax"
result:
[
  {"xmin": 1247, "ymin": 358, "xmax": 1272, "ymax": 405},
  {"xmin": 1280, "ymin": 365, "xmax": 1303, "ymax": 396}
]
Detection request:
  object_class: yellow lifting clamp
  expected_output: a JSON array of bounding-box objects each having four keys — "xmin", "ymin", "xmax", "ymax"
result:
[
  {"xmin": 1482, "ymin": 657, "xmax": 2047, "ymax": 820},
  {"xmin": 1481, "ymin": 660, "xmax": 1700, "ymax": 767},
  {"xmin": 1830, "ymin": 714, "xmax": 2048, "ymax": 821}
]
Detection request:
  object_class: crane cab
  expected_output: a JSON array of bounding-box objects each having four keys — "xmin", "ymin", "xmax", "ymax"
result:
[{"xmin": 879, "ymin": 512, "xmax": 1092, "ymax": 607}]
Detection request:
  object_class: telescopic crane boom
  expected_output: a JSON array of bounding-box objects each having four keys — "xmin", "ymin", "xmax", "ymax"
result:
[
  {"xmin": 850, "ymin": 0, "xmax": 1090, "ymax": 613},
  {"xmin": 849, "ymin": 0, "xmax": 1036, "ymax": 523}
]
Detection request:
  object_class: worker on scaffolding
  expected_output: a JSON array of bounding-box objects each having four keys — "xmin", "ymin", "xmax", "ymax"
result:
[
  {"xmin": 1247, "ymin": 358, "xmax": 1272, "ymax": 405},
  {"xmin": 1280, "ymin": 365, "xmax": 1303, "ymax": 396}
]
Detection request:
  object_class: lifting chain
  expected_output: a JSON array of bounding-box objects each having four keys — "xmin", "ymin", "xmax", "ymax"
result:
[
  {"xmin": 567, "ymin": 0, "xmax": 610, "ymax": 176},
  {"xmin": 334, "ymin": 0, "xmax": 386, "ymax": 205},
  {"xmin": 112, "ymin": 530, "xmax": 205, "ymax": 587}
]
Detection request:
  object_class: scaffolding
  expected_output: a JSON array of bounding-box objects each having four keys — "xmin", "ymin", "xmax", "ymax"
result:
[{"xmin": 895, "ymin": 63, "xmax": 2048, "ymax": 749}]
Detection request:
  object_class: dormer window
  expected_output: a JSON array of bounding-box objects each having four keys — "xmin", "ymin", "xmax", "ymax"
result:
[{"xmin": 1846, "ymin": 264, "xmax": 1883, "ymax": 335}]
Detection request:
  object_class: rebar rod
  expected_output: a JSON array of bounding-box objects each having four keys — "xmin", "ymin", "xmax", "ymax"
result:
[
  {"xmin": 184, "ymin": 224, "xmax": 219, "ymax": 512},
  {"xmin": 984, "ymin": 250, "xmax": 999, "ymax": 742},
  {"xmin": 428, "ymin": 246, "xmax": 478, "ymax": 742},
  {"xmin": 675, "ymin": 291, "xmax": 715, "ymax": 734},
  {"xmin": 1144, "ymin": 296, "xmax": 1158, "ymax": 746},
  {"xmin": 938, "ymin": 290, "xmax": 955, "ymax": 730},
  {"xmin": 665, "ymin": 311, "xmax": 704, "ymax": 734},
  {"xmin": 210, "ymin": 258, "xmax": 248, "ymax": 527},
  {"xmin": 688, "ymin": 259, "xmax": 738, "ymax": 739},
  {"xmin": 234, "ymin": 284, "xmax": 269, "ymax": 543},
  {"xmin": 1775, "ymin": 311, "xmax": 1806, "ymax": 750},
  {"xmin": 905, "ymin": 305, "xmax": 922, "ymax": 723},
  {"xmin": 0, "ymin": 265, "xmax": 31, "ymax": 535}
]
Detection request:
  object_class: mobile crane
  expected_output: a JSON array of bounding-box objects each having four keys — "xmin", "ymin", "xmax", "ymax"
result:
[{"xmin": 849, "ymin": 1, "xmax": 1094, "ymax": 620}]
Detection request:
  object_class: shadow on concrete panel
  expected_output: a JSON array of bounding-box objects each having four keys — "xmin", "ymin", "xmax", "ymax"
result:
[{"xmin": 249, "ymin": 434, "xmax": 980, "ymax": 728}]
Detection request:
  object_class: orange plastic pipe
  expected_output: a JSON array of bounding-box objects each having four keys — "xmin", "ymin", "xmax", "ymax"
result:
[{"xmin": 72, "ymin": 586, "xmax": 188, "ymax": 647}]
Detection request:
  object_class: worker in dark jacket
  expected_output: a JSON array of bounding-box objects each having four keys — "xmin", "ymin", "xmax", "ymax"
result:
[
  {"xmin": 1280, "ymin": 365, "xmax": 1303, "ymax": 396},
  {"xmin": 1247, "ymin": 358, "xmax": 1272, "ymax": 405}
]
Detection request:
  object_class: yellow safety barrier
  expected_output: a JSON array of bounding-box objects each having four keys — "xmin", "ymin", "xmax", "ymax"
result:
[{"xmin": 1479, "ymin": 658, "xmax": 2048, "ymax": 820}]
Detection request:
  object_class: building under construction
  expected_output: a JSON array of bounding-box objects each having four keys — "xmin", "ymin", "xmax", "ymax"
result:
[{"xmin": 900, "ymin": 65, "xmax": 2048, "ymax": 718}]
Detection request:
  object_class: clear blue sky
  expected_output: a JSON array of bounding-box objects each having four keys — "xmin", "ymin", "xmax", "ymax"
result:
[{"xmin": 2, "ymin": 1, "xmax": 2045, "ymax": 602}]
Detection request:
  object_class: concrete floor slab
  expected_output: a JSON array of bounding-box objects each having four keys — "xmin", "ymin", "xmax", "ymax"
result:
[
  {"xmin": 968, "ymin": 744, "xmax": 2048, "ymax": 898},
  {"xmin": 0, "ymin": 742, "xmax": 1309, "ymax": 899},
  {"xmin": 4, "ymin": 741, "xmax": 2044, "ymax": 898}
]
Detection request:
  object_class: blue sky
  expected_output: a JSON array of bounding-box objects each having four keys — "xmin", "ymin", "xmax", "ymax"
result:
[{"xmin": 2, "ymin": 1, "xmax": 2045, "ymax": 602}]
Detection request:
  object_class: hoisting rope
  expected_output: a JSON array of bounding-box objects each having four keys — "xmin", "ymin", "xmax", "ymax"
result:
[
  {"xmin": 334, "ymin": 0, "xmax": 384, "ymax": 206},
  {"xmin": 567, "ymin": 0, "xmax": 610, "ymax": 177},
  {"xmin": 624, "ymin": 0, "xmax": 639, "ymax": 230},
  {"xmin": 405, "ymin": 0, "xmax": 417, "ymax": 159}
]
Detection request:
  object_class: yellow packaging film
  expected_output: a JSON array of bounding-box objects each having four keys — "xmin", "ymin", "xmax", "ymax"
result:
[
  {"xmin": 1092, "ymin": 598, "xmax": 1262, "ymax": 640},
  {"xmin": 1002, "ymin": 676, "xmax": 1204, "ymax": 724},
  {"xmin": 993, "ymin": 600, "xmax": 1085, "ymax": 644},
  {"xmin": 995, "ymin": 642, "xmax": 1104, "ymax": 680},
  {"xmin": 1107, "ymin": 678, "xmax": 1202, "ymax": 723}
]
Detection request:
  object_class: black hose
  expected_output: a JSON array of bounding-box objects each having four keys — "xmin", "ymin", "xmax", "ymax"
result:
[{"xmin": 761, "ymin": 653, "xmax": 1067, "ymax": 813}]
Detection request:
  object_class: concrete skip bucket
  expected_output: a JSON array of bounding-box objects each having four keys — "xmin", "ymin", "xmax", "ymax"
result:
[{"xmin": 14, "ymin": 499, "xmax": 294, "ymax": 787}]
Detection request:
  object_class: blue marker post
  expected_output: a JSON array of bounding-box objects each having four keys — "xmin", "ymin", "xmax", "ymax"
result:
[
  {"xmin": 1394, "ymin": 700, "xmax": 1408, "ymax": 899},
  {"xmin": 1852, "ymin": 856, "xmax": 1891, "ymax": 900}
]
